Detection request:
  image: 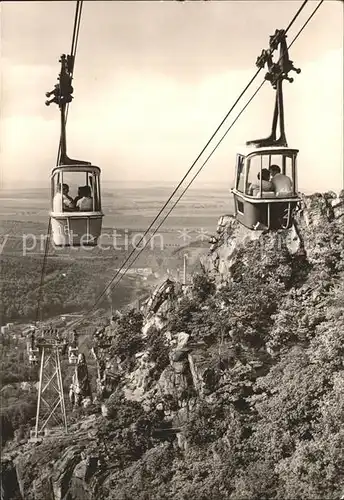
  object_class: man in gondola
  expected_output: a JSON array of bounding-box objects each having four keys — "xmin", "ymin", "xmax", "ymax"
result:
[
  {"xmin": 269, "ymin": 164, "xmax": 293, "ymax": 197},
  {"xmin": 249, "ymin": 168, "xmax": 273, "ymax": 196},
  {"xmin": 76, "ymin": 186, "xmax": 93, "ymax": 211},
  {"xmin": 53, "ymin": 183, "xmax": 75, "ymax": 212}
]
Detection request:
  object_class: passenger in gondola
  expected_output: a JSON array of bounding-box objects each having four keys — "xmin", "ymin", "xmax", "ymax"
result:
[
  {"xmin": 76, "ymin": 185, "xmax": 93, "ymax": 211},
  {"xmin": 62, "ymin": 184, "xmax": 75, "ymax": 207},
  {"xmin": 53, "ymin": 183, "xmax": 76, "ymax": 212},
  {"xmin": 74, "ymin": 186, "xmax": 83, "ymax": 206},
  {"xmin": 269, "ymin": 164, "xmax": 293, "ymax": 197},
  {"xmin": 248, "ymin": 168, "xmax": 273, "ymax": 196}
]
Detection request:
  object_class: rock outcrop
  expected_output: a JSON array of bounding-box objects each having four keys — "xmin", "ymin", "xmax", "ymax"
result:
[{"xmin": 201, "ymin": 192, "xmax": 344, "ymax": 281}]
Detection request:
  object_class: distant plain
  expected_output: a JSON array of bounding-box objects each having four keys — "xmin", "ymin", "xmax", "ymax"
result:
[
  {"xmin": 0, "ymin": 182, "xmax": 232, "ymax": 323},
  {"xmin": 0, "ymin": 183, "xmax": 233, "ymax": 250}
]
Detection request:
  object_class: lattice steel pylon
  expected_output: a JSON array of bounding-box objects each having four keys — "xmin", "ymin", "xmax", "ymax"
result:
[{"xmin": 30, "ymin": 334, "xmax": 68, "ymax": 441}]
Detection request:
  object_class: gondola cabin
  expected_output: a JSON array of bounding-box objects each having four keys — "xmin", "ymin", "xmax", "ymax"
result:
[
  {"xmin": 28, "ymin": 347, "xmax": 39, "ymax": 366},
  {"xmin": 231, "ymin": 146, "xmax": 301, "ymax": 231},
  {"xmin": 50, "ymin": 165, "xmax": 103, "ymax": 246},
  {"xmin": 68, "ymin": 346, "xmax": 78, "ymax": 365}
]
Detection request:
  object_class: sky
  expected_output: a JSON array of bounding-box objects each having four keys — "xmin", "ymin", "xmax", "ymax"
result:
[{"xmin": 0, "ymin": 0, "xmax": 343, "ymax": 192}]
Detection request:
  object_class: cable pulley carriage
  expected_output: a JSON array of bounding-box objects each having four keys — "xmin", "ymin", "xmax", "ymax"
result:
[
  {"xmin": 231, "ymin": 29, "xmax": 302, "ymax": 231},
  {"xmin": 46, "ymin": 49, "xmax": 103, "ymax": 247}
]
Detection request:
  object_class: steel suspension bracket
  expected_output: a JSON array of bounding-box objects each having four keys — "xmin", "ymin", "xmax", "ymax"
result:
[
  {"xmin": 45, "ymin": 54, "xmax": 91, "ymax": 166},
  {"xmin": 247, "ymin": 29, "xmax": 301, "ymax": 147},
  {"xmin": 45, "ymin": 54, "xmax": 74, "ymax": 108}
]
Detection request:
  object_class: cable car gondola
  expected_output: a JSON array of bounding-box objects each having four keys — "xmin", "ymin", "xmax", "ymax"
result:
[
  {"xmin": 28, "ymin": 348, "xmax": 39, "ymax": 366},
  {"xmin": 46, "ymin": 53, "xmax": 103, "ymax": 247},
  {"xmin": 231, "ymin": 29, "xmax": 302, "ymax": 231},
  {"xmin": 232, "ymin": 145, "xmax": 300, "ymax": 230},
  {"xmin": 68, "ymin": 330, "xmax": 79, "ymax": 364},
  {"xmin": 50, "ymin": 164, "xmax": 103, "ymax": 247},
  {"xmin": 68, "ymin": 346, "xmax": 79, "ymax": 365},
  {"xmin": 27, "ymin": 327, "xmax": 39, "ymax": 366}
]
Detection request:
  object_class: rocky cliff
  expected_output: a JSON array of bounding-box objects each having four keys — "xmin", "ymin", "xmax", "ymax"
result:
[{"xmin": 2, "ymin": 191, "xmax": 344, "ymax": 500}]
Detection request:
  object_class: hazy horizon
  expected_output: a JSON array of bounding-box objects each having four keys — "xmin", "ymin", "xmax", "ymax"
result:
[{"xmin": 0, "ymin": 180, "xmax": 316, "ymax": 197}]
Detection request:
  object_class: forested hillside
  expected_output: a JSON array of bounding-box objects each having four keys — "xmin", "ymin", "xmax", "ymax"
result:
[{"xmin": 1, "ymin": 254, "xmax": 140, "ymax": 323}]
